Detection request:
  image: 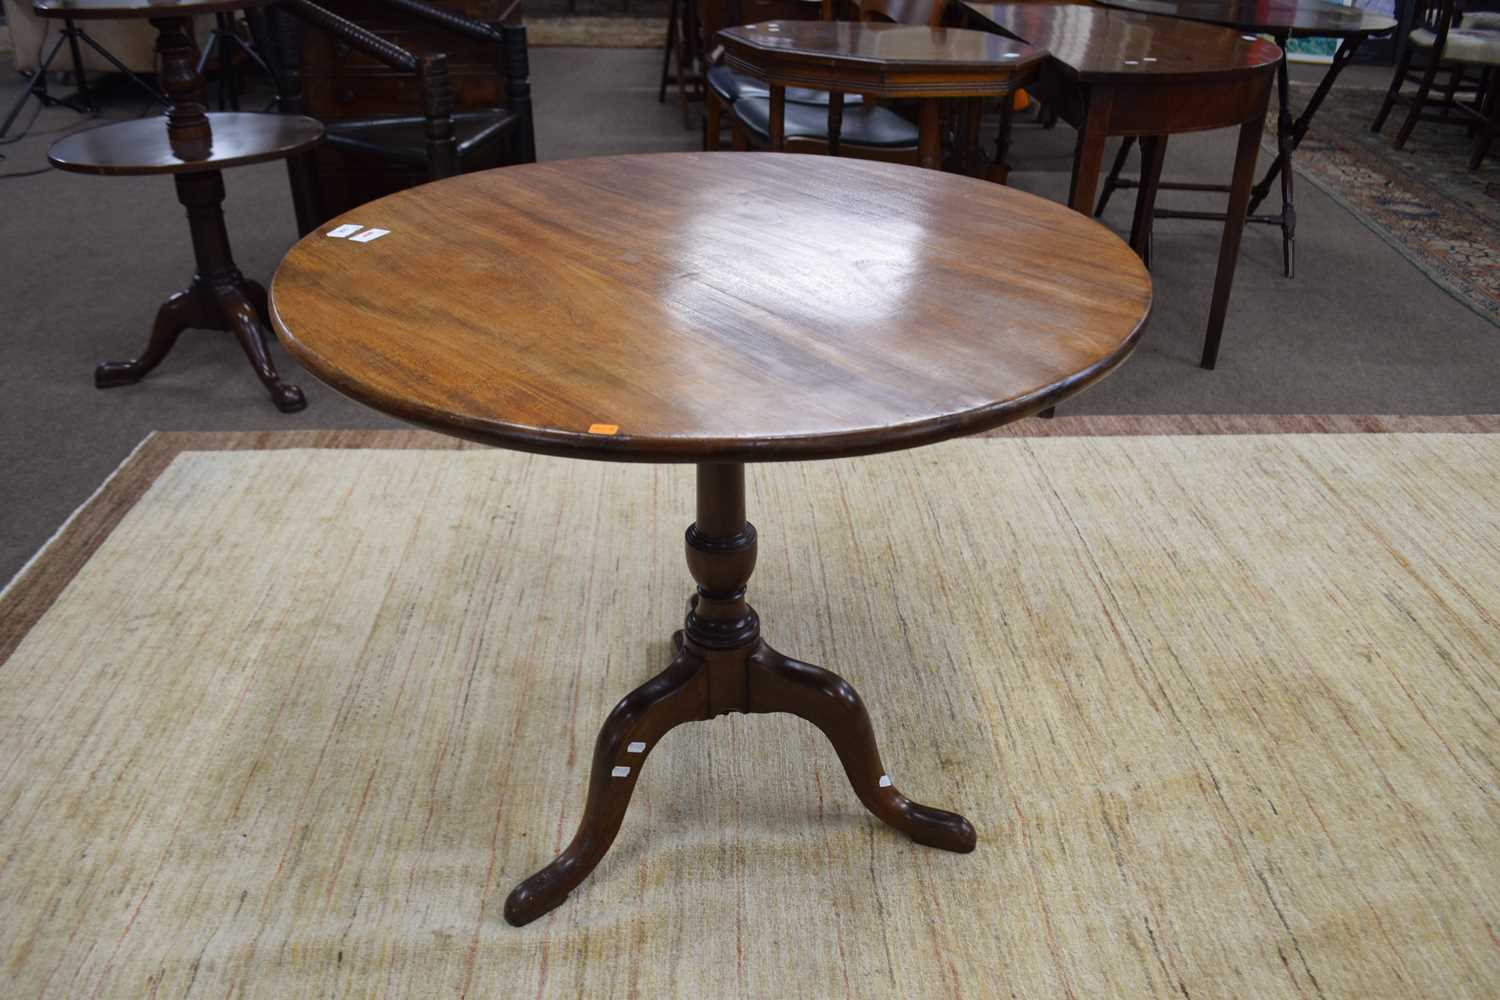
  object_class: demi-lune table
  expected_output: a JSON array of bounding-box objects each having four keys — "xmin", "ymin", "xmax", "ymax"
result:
[
  {"xmin": 268, "ymin": 152, "xmax": 1153, "ymax": 926},
  {"xmin": 1092, "ymin": 0, "xmax": 1397, "ymax": 279},
  {"xmin": 962, "ymin": 2, "xmax": 1279, "ymax": 368},
  {"xmin": 41, "ymin": 0, "xmax": 322, "ymax": 412}
]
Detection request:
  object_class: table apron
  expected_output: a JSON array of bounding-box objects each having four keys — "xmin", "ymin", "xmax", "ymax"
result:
[
  {"xmin": 1039, "ymin": 66, "xmax": 1274, "ymax": 136},
  {"xmin": 722, "ymin": 53, "xmax": 1029, "ymax": 99}
]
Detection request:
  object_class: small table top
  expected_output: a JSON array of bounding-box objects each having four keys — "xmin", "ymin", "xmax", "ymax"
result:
[
  {"xmin": 270, "ymin": 153, "xmax": 1152, "ymax": 463},
  {"xmin": 963, "ymin": 3, "xmax": 1283, "ymax": 82},
  {"xmin": 1095, "ymin": 0, "xmax": 1396, "ymax": 38},
  {"xmin": 34, "ymin": 0, "xmax": 267, "ymax": 18},
  {"xmin": 719, "ymin": 22, "xmax": 1045, "ymax": 95},
  {"xmin": 48, "ymin": 112, "xmax": 324, "ymax": 175}
]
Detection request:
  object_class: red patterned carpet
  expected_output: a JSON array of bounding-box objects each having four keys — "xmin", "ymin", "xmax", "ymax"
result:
[{"xmin": 1273, "ymin": 80, "xmax": 1500, "ymax": 326}]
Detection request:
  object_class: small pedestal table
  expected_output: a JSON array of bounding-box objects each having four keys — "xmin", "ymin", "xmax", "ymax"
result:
[{"xmin": 42, "ymin": 0, "xmax": 323, "ymax": 412}]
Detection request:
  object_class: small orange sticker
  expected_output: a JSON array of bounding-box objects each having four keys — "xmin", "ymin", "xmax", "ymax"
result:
[{"xmin": 588, "ymin": 423, "xmax": 619, "ymax": 435}]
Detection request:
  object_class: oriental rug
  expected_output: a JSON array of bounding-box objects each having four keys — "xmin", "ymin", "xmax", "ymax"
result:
[{"xmin": 1269, "ymin": 81, "xmax": 1500, "ymax": 325}]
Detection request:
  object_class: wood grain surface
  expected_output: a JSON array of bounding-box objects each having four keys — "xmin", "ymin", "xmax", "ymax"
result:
[
  {"xmin": 47, "ymin": 113, "xmax": 324, "ymax": 176},
  {"xmin": 33, "ymin": 0, "xmax": 269, "ymax": 19},
  {"xmin": 270, "ymin": 153, "xmax": 1152, "ymax": 462}
]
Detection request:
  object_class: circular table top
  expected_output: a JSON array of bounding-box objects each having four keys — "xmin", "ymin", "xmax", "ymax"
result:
[
  {"xmin": 1095, "ymin": 0, "xmax": 1396, "ymax": 38},
  {"xmin": 34, "ymin": 0, "xmax": 267, "ymax": 18},
  {"xmin": 962, "ymin": 3, "xmax": 1283, "ymax": 82},
  {"xmin": 48, "ymin": 112, "xmax": 324, "ymax": 176},
  {"xmin": 270, "ymin": 153, "xmax": 1152, "ymax": 464}
]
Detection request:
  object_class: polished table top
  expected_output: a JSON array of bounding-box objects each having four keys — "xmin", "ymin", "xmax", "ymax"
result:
[
  {"xmin": 1094, "ymin": 0, "xmax": 1396, "ymax": 38},
  {"xmin": 35, "ymin": 0, "xmax": 268, "ymax": 18},
  {"xmin": 48, "ymin": 112, "xmax": 324, "ymax": 175},
  {"xmin": 719, "ymin": 20, "xmax": 1046, "ymax": 71},
  {"xmin": 270, "ymin": 153, "xmax": 1153, "ymax": 463},
  {"xmin": 963, "ymin": 2, "xmax": 1283, "ymax": 81}
]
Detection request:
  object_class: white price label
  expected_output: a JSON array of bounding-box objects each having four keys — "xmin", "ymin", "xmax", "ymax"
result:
[
  {"xmin": 326, "ymin": 223, "xmax": 363, "ymax": 238},
  {"xmin": 351, "ymin": 228, "xmax": 391, "ymax": 243}
]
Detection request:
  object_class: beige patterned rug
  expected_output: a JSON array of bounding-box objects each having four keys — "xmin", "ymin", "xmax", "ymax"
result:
[{"xmin": 2, "ymin": 417, "xmax": 1498, "ymax": 999}]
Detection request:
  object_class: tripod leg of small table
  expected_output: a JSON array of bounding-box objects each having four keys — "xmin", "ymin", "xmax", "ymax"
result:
[
  {"xmin": 95, "ymin": 286, "xmax": 214, "ymax": 388},
  {"xmin": 505, "ymin": 643, "xmax": 708, "ymax": 927},
  {"xmin": 242, "ymin": 278, "xmax": 270, "ymax": 324},
  {"xmin": 748, "ymin": 644, "xmax": 977, "ymax": 853},
  {"xmin": 218, "ymin": 286, "xmax": 306, "ymax": 413},
  {"xmin": 242, "ymin": 278, "xmax": 281, "ymax": 356}
]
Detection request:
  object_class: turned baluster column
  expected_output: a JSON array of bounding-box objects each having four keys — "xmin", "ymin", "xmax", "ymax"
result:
[
  {"xmin": 685, "ymin": 463, "xmax": 760, "ymax": 717},
  {"xmin": 151, "ymin": 17, "xmax": 211, "ymax": 144}
]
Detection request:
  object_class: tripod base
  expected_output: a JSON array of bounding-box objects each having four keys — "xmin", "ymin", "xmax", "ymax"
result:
[
  {"xmin": 95, "ymin": 169, "xmax": 304, "ymax": 413},
  {"xmin": 505, "ymin": 464, "xmax": 975, "ymax": 927}
]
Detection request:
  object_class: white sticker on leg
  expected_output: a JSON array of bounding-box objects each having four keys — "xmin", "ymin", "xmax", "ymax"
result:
[
  {"xmin": 627, "ymin": 741, "xmax": 646, "ymax": 753},
  {"xmin": 612, "ymin": 765, "xmax": 631, "ymax": 778},
  {"xmin": 879, "ymin": 774, "xmax": 892, "ymax": 788}
]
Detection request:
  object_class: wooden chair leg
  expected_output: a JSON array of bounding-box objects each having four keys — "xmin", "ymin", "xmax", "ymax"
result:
[
  {"xmin": 1441, "ymin": 65, "xmax": 1465, "ymax": 118},
  {"xmin": 705, "ymin": 90, "xmax": 722, "ymax": 150},
  {"xmin": 1395, "ymin": 54, "xmax": 1442, "ymax": 149},
  {"xmin": 1471, "ymin": 73, "xmax": 1499, "ymax": 169},
  {"xmin": 769, "ymin": 85, "xmax": 786, "ymax": 152},
  {"xmin": 1372, "ymin": 44, "xmax": 1414, "ymax": 132}
]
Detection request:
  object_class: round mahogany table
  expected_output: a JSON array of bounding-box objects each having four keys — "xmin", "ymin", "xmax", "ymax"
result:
[
  {"xmin": 40, "ymin": 0, "xmax": 321, "ymax": 412},
  {"xmin": 269, "ymin": 152, "xmax": 1153, "ymax": 926}
]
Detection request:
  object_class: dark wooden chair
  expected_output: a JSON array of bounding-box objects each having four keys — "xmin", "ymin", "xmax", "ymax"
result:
[
  {"xmin": 1371, "ymin": 0, "xmax": 1500, "ymax": 168},
  {"xmin": 272, "ymin": 0, "xmax": 535, "ymax": 233}
]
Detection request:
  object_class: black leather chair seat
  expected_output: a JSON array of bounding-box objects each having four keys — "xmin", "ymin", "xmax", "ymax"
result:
[
  {"xmin": 706, "ymin": 65, "xmax": 864, "ymax": 107},
  {"xmin": 733, "ymin": 96, "xmax": 917, "ymax": 148}
]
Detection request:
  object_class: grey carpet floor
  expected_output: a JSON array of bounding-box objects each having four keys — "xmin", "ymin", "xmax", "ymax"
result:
[{"xmin": 1, "ymin": 51, "xmax": 1496, "ymax": 583}]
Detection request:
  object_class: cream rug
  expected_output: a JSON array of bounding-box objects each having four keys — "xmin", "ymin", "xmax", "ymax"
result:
[
  {"xmin": 2, "ymin": 418, "xmax": 1498, "ymax": 998},
  {"xmin": 526, "ymin": 16, "xmax": 667, "ymax": 48}
]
